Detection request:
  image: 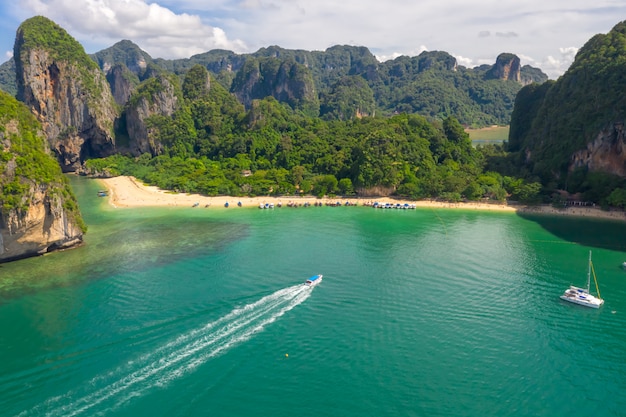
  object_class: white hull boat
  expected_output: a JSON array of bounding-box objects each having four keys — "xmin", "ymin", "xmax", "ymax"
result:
[
  {"xmin": 304, "ymin": 274, "xmax": 323, "ymax": 287},
  {"xmin": 560, "ymin": 251, "xmax": 604, "ymax": 308}
]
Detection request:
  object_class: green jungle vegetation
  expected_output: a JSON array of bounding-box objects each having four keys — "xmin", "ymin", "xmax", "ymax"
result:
[
  {"xmin": 0, "ymin": 59, "xmax": 16, "ymax": 97},
  {"xmin": 18, "ymin": 15, "xmax": 626, "ymax": 212},
  {"xmin": 93, "ymin": 39, "xmax": 153, "ymax": 77},
  {"xmin": 507, "ymin": 20, "xmax": 626, "ymax": 208},
  {"xmin": 155, "ymin": 47, "xmax": 544, "ymax": 127},
  {"xmin": 0, "ymin": 90, "xmax": 86, "ymax": 232},
  {"xmin": 16, "ymin": 16, "xmax": 98, "ymax": 72},
  {"xmin": 0, "ymin": 17, "xmax": 546, "ymax": 205},
  {"xmin": 86, "ymin": 64, "xmax": 542, "ymax": 204}
]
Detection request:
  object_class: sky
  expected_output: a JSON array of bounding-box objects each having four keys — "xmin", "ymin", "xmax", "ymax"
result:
[{"xmin": 0, "ymin": 1, "xmax": 625, "ymax": 78}]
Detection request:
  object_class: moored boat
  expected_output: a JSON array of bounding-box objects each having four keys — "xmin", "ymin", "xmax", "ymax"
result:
[
  {"xmin": 560, "ymin": 251, "xmax": 604, "ymax": 308},
  {"xmin": 560, "ymin": 286, "xmax": 604, "ymax": 308},
  {"xmin": 304, "ymin": 274, "xmax": 323, "ymax": 287}
]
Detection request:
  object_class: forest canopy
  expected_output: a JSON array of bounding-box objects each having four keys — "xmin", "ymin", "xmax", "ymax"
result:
[{"xmin": 87, "ymin": 67, "xmax": 540, "ymax": 203}]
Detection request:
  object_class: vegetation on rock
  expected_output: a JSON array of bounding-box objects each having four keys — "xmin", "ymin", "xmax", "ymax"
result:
[
  {"xmin": 507, "ymin": 20, "xmax": 626, "ymax": 206},
  {"xmin": 87, "ymin": 87, "xmax": 540, "ymax": 203},
  {"xmin": 3, "ymin": 39, "xmax": 547, "ymax": 127},
  {"xmin": 0, "ymin": 90, "xmax": 86, "ymax": 232}
]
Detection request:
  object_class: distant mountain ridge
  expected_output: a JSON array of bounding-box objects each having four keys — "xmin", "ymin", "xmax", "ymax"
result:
[
  {"xmin": 93, "ymin": 41, "xmax": 547, "ymax": 126},
  {"xmin": 0, "ymin": 35, "xmax": 547, "ymax": 126}
]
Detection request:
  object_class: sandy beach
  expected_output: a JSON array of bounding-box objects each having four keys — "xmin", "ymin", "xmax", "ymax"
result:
[{"xmin": 98, "ymin": 176, "xmax": 626, "ymax": 222}]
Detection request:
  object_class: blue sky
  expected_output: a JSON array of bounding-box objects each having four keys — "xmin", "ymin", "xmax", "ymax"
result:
[{"xmin": 1, "ymin": 1, "xmax": 625, "ymax": 78}]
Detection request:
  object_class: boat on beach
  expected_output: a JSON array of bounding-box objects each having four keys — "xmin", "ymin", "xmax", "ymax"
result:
[
  {"xmin": 304, "ymin": 274, "xmax": 323, "ymax": 287},
  {"xmin": 560, "ymin": 251, "xmax": 604, "ymax": 308},
  {"xmin": 372, "ymin": 202, "xmax": 416, "ymax": 209}
]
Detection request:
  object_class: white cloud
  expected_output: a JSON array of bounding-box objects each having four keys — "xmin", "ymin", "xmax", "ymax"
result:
[
  {"xmin": 375, "ymin": 45, "xmax": 429, "ymax": 63},
  {"xmin": 515, "ymin": 47, "xmax": 579, "ymax": 79},
  {"xmin": 454, "ymin": 55, "xmax": 475, "ymax": 68},
  {"xmin": 541, "ymin": 47, "xmax": 580, "ymax": 78},
  {"xmin": 19, "ymin": 0, "xmax": 247, "ymax": 58},
  {"xmin": 4, "ymin": 0, "xmax": 625, "ymax": 78}
]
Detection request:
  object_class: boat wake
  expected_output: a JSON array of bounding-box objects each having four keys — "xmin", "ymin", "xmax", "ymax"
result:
[{"xmin": 20, "ymin": 284, "xmax": 312, "ymax": 417}]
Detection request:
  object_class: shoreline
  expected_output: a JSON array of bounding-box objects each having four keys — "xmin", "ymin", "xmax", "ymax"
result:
[{"xmin": 98, "ymin": 176, "xmax": 626, "ymax": 222}]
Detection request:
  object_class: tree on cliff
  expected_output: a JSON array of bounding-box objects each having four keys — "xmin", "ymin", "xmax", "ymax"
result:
[
  {"xmin": 507, "ymin": 20, "xmax": 626, "ymax": 204},
  {"xmin": 0, "ymin": 90, "xmax": 86, "ymax": 262}
]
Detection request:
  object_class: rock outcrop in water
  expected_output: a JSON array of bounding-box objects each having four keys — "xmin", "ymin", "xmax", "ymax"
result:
[{"xmin": 0, "ymin": 90, "xmax": 85, "ymax": 263}]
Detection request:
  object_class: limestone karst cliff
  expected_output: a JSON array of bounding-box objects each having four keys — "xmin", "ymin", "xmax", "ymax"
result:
[
  {"xmin": 123, "ymin": 73, "xmax": 181, "ymax": 156},
  {"xmin": 14, "ymin": 16, "xmax": 118, "ymax": 172},
  {"xmin": 508, "ymin": 20, "xmax": 626, "ymax": 187},
  {"xmin": 0, "ymin": 90, "xmax": 85, "ymax": 263},
  {"xmin": 107, "ymin": 64, "xmax": 137, "ymax": 107},
  {"xmin": 487, "ymin": 53, "xmax": 521, "ymax": 82},
  {"xmin": 231, "ymin": 57, "xmax": 319, "ymax": 117},
  {"xmin": 570, "ymin": 122, "xmax": 626, "ymax": 177}
]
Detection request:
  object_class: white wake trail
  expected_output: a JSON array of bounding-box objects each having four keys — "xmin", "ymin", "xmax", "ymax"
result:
[{"xmin": 21, "ymin": 284, "xmax": 312, "ymax": 417}]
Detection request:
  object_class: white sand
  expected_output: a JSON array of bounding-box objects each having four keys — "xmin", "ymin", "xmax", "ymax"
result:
[{"xmin": 98, "ymin": 176, "xmax": 626, "ymax": 221}]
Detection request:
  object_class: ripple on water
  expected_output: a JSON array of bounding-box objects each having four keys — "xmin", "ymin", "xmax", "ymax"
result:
[{"xmin": 3, "ymin": 186, "xmax": 626, "ymax": 417}]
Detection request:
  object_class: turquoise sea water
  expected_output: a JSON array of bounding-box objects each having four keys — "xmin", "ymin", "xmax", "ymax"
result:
[{"xmin": 2, "ymin": 176, "xmax": 626, "ymax": 416}]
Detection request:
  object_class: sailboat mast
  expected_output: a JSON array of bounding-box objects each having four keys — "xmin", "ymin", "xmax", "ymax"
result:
[{"xmin": 587, "ymin": 250, "xmax": 592, "ymax": 292}]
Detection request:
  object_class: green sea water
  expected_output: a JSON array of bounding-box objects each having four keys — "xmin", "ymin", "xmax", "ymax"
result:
[{"xmin": 2, "ymin": 176, "xmax": 626, "ymax": 416}]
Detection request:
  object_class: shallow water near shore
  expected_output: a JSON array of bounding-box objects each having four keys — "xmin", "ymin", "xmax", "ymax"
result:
[{"xmin": 1, "ymin": 176, "xmax": 626, "ymax": 416}]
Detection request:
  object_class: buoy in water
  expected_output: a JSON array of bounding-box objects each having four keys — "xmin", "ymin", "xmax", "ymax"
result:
[{"xmin": 285, "ymin": 353, "xmax": 289, "ymax": 358}]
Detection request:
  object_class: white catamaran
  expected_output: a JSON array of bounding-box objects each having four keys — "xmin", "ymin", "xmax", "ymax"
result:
[{"xmin": 560, "ymin": 251, "xmax": 604, "ymax": 308}]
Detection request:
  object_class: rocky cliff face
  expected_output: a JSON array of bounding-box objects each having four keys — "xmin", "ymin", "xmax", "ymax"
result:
[
  {"xmin": 231, "ymin": 57, "xmax": 319, "ymax": 116},
  {"xmin": 0, "ymin": 182, "xmax": 83, "ymax": 262},
  {"xmin": 570, "ymin": 122, "xmax": 626, "ymax": 176},
  {"xmin": 14, "ymin": 17, "xmax": 118, "ymax": 172},
  {"xmin": 124, "ymin": 74, "xmax": 179, "ymax": 155},
  {"xmin": 508, "ymin": 20, "xmax": 626, "ymax": 187},
  {"xmin": 106, "ymin": 64, "xmax": 135, "ymax": 106},
  {"xmin": 487, "ymin": 53, "xmax": 521, "ymax": 82},
  {"xmin": 0, "ymin": 90, "xmax": 84, "ymax": 263}
]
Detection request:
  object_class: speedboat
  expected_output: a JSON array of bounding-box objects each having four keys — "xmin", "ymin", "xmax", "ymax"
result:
[{"xmin": 304, "ymin": 274, "xmax": 323, "ymax": 287}]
